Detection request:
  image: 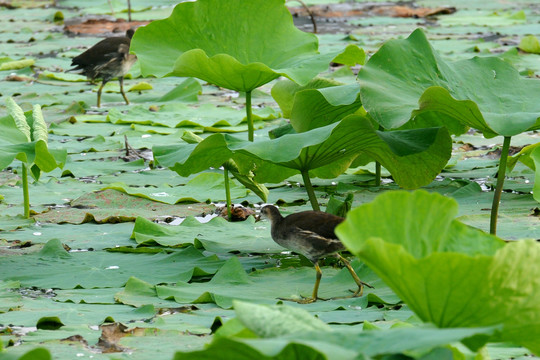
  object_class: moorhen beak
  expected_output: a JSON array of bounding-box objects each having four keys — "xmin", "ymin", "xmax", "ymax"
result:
[
  {"xmin": 69, "ymin": 29, "xmax": 137, "ymax": 108},
  {"xmin": 259, "ymin": 205, "xmax": 372, "ymax": 303}
]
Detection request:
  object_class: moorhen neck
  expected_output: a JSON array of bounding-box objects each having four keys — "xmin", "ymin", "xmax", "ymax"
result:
[
  {"xmin": 69, "ymin": 29, "xmax": 137, "ymax": 108},
  {"xmin": 259, "ymin": 205, "xmax": 371, "ymax": 303}
]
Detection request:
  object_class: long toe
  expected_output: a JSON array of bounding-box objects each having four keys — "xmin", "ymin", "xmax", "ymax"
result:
[
  {"xmin": 352, "ymin": 285, "xmax": 363, "ymax": 297},
  {"xmin": 277, "ymin": 296, "xmax": 319, "ymax": 304}
]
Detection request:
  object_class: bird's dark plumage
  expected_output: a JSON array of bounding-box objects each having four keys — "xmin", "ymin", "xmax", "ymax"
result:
[
  {"xmin": 259, "ymin": 205, "xmax": 371, "ymax": 303},
  {"xmin": 69, "ymin": 29, "xmax": 137, "ymax": 107},
  {"xmin": 261, "ymin": 205, "xmax": 345, "ymax": 263}
]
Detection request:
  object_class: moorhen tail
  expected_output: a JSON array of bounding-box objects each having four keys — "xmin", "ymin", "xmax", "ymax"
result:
[
  {"xmin": 259, "ymin": 205, "xmax": 372, "ymax": 303},
  {"xmin": 69, "ymin": 29, "xmax": 137, "ymax": 107}
]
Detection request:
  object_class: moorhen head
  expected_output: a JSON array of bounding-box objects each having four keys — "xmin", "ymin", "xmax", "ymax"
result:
[
  {"xmin": 69, "ymin": 29, "xmax": 137, "ymax": 107},
  {"xmin": 259, "ymin": 205, "xmax": 372, "ymax": 303}
]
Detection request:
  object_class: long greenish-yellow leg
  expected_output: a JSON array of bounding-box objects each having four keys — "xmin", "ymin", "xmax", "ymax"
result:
[
  {"xmin": 97, "ymin": 81, "xmax": 106, "ymax": 108},
  {"xmin": 311, "ymin": 262, "xmax": 322, "ymax": 301},
  {"xmin": 337, "ymin": 254, "xmax": 373, "ymax": 297},
  {"xmin": 119, "ymin": 77, "xmax": 130, "ymax": 105}
]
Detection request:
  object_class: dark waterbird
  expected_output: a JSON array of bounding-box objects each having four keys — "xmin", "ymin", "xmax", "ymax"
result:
[
  {"xmin": 258, "ymin": 205, "xmax": 372, "ymax": 303},
  {"xmin": 69, "ymin": 29, "xmax": 137, "ymax": 107}
]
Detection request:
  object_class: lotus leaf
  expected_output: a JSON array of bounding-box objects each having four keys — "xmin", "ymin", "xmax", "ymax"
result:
[
  {"xmin": 2, "ymin": 99, "xmax": 67, "ymax": 218},
  {"xmin": 233, "ymin": 301, "xmax": 331, "ymax": 338},
  {"xmin": 507, "ymin": 143, "xmax": 540, "ymax": 202},
  {"xmin": 519, "ymin": 35, "xmax": 540, "ymax": 54},
  {"xmin": 106, "ymin": 103, "xmax": 278, "ymax": 129},
  {"xmin": 103, "ymin": 172, "xmax": 248, "ymax": 204},
  {"xmin": 131, "ymin": 0, "xmax": 361, "ymax": 91},
  {"xmin": 154, "ymin": 115, "xmax": 451, "ymax": 189},
  {"xmin": 131, "ymin": 215, "xmax": 283, "ymax": 254},
  {"xmin": 138, "ymin": 257, "xmax": 391, "ymax": 309},
  {"xmin": 271, "ymin": 77, "xmax": 345, "ymax": 118},
  {"xmin": 1, "ymin": 101, "xmax": 66, "ymax": 175},
  {"xmin": 0, "ymin": 238, "xmax": 224, "ymax": 289},
  {"xmin": 336, "ymin": 190, "xmax": 540, "ymax": 353},
  {"xmin": 289, "ymin": 84, "xmax": 362, "ymax": 132},
  {"xmin": 174, "ymin": 301, "xmax": 497, "ymax": 359},
  {"xmin": 359, "ymin": 28, "xmax": 540, "ymax": 137},
  {"xmin": 508, "ymin": 142, "xmax": 539, "ymax": 171}
]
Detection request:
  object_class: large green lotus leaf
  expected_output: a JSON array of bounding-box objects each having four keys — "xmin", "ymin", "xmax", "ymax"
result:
[
  {"xmin": 359, "ymin": 28, "xmax": 540, "ymax": 137},
  {"xmin": 153, "ymin": 134, "xmax": 296, "ymax": 184},
  {"xmin": 233, "ymin": 301, "xmax": 331, "ymax": 337},
  {"xmin": 174, "ymin": 337, "xmax": 335, "ymax": 360},
  {"xmin": 33, "ymin": 189, "xmax": 215, "ymax": 224},
  {"xmin": 154, "ymin": 115, "xmax": 451, "ymax": 188},
  {"xmin": 508, "ymin": 142, "xmax": 539, "ymax": 172},
  {"xmin": 290, "ymin": 84, "xmax": 362, "ymax": 132},
  {"xmin": 175, "ymin": 301, "xmax": 496, "ymax": 359},
  {"xmin": 131, "ymin": 0, "xmax": 361, "ymax": 92},
  {"xmin": 131, "ymin": 215, "xmax": 283, "ymax": 254},
  {"xmin": 138, "ymin": 257, "xmax": 395, "ymax": 309},
  {"xmin": 48, "ymin": 120, "xmax": 129, "ymax": 138},
  {"xmin": 103, "ymin": 172, "xmax": 248, "ymax": 204},
  {"xmin": 106, "ymin": 103, "xmax": 278, "ymax": 128},
  {"xmin": 0, "ymin": 296, "xmax": 156, "ymax": 327},
  {"xmin": 153, "ymin": 134, "xmax": 233, "ymax": 177},
  {"xmin": 240, "ymin": 116, "xmax": 451, "ymax": 187},
  {"xmin": 57, "ymin": 157, "xmax": 146, "ymax": 180},
  {"xmin": 0, "ymin": 114, "xmax": 66, "ymax": 176},
  {"xmin": 507, "ymin": 142, "xmax": 540, "ymax": 202},
  {"xmin": 271, "ymin": 77, "xmax": 344, "ymax": 119},
  {"xmin": 0, "ymin": 239, "xmax": 223, "ymax": 289},
  {"xmin": 149, "ymin": 132, "xmax": 269, "ymax": 202},
  {"xmin": 336, "ymin": 190, "xmax": 540, "ymax": 354}
]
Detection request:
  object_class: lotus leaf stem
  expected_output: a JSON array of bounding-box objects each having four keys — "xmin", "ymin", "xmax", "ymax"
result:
[
  {"xmin": 22, "ymin": 163, "xmax": 30, "ymax": 219},
  {"xmin": 301, "ymin": 170, "xmax": 320, "ymax": 211},
  {"xmin": 224, "ymin": 167, "xmax": 232, "ymax": 220},
  {"xmin": 490, "ymin": 136, "xmax": 511, "ymax": 235},
  {"xmin": 375, "ymin": 162, "xmax": 381, "ymax": 186},
  {"xmin": 375, "ymin": 125, "xmax": 383, "ymax": 186},
  {"xmin": 246, "ymin": 91, "xmax": 254, "ymax": 142}
]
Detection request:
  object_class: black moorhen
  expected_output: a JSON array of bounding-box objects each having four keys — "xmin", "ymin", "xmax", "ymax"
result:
[
  {"xmin": 259, "ymin": 205, "xmax": 372, "ymax": 303},
  {"xmin": 69, "ymin": 29, "xmax": 137, "ymax": 107}
]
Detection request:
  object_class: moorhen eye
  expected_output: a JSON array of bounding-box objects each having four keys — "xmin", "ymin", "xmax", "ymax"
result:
[
  {"xmin": 68, "ymin": 29, "xmax": 137, "ymax": 108},
  {"xmin": 259, "ymin": 205, "xmax": 372, "ymax": 303}
]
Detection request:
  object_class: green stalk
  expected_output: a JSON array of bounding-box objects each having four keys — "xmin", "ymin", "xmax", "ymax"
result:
[
  {"xmin": 224, "ymin": 167, "xmax": 232, "ymax": 221},
  {"xmin": 375, "ymin": 162, "xmax": 381, "ymax": 186},
  {"xmin": 490, "ymin": 136, "xmax": 511, "ymax": 235},
  {"xmin": 301, "ymin": 170, "xmax": 320, "ymax": 211},
  {"xmin": 22, "ymin": 163, "xmax": 30, "ymax": 219},
  {"xmin": 375, "ymin": 124, "xmax": 383, "ymax": 186},
  {"xmin": 246, "ymin": 91, "xmax": 254, "ymax": 142}
]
